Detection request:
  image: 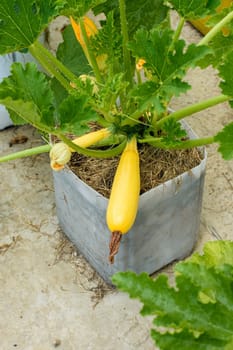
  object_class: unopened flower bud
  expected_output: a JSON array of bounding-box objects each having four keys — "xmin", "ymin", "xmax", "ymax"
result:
[
  {"xmin": 80, "ymin": 74, "xmax": 99, "ymax": 94},
  {"xmin": 49, "ymin": 142, "xmax": 72, "ymax": 171}
]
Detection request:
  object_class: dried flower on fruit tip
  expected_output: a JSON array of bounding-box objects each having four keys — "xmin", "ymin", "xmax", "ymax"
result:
[{"xmin": 49, "ymin": 142, "xmax": 72, "ymax": 171}]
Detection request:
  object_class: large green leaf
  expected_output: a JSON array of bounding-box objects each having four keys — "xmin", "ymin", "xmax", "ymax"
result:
[
  {"xmin": 128, "ymin": 28, "xmax": 210, "ymax": 112},
  {"xmin": 112, "ymin": 241, "xmax": 233, "ymax": 350},
  {"xmin": 0, "ymin": 62, "xmax": 55, "ymax": 131},
  {"xmin": 56, "ymin": 25, "xmax": 91, "ymax": 76},
  {"xmin": 0, "ymin": 0, "xmax": 63, "ymax": 54},
  {"xmin": 167, "ymin": 0, "xmax": 221, "ymax": 19},
  {"xmin": 93, "ymin": 0, "xmax": 169, "ymax": 37},
  {"xmin": 57, "ymin": 95, "xmax": 98, "ymax": 135},
  {"xmin": 130, "ymin": 28, "xmax": 210, "ymax": 82}
]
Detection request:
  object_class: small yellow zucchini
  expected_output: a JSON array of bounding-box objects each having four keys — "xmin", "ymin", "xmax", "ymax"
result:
[{"xmin": 71, "ymin": 128, "xmax": 110, "ymax": 149}]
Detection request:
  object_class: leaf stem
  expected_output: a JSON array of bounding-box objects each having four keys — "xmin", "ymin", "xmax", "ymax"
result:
[
  {"xmin": 157, "ymin": 94, "xmax": 230, "ymax": 128},
  {"xmin": 139, "ymin": 136, "xmax": 214, "ymax": 149},
  {"xmin": 0, "ymin": 144, "xmax": 51, "ymax": 163},
  {"xmin": 29, "ymin": 43, "xmax": 72, "ymax": 91},
  {"xmin": 119, "ymin": 0, "xmax": 132, "ymax": 88},
  {"xmin": 33, "ymin": 40, "xmax": 77, "ymax": 83},
  {"xmin": 79, "ymin": 17, "xmax": 103, "ymax": 84},
  {"xmin": 198, "ymin": 10, "xmax": 233, "ymax": 46}
]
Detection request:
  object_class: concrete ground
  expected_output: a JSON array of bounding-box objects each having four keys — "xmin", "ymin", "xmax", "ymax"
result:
[{"xmin": 0, "ymin": 16, "xmax": 233, "ymax": 350}]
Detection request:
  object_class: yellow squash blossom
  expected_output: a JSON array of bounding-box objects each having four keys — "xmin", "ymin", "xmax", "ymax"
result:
[
  {"xmin": 136, "ymin": 58, "xmax": 146, "ymax": 71},
  {"xmin": 70, "ymin": 16, "xmax": 107, "ymax": 72}
]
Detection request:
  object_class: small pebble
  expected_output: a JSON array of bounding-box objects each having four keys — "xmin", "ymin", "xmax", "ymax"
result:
[{"xmin": 53, "ymin": 339, "xmax": 61, "ymax": 347}]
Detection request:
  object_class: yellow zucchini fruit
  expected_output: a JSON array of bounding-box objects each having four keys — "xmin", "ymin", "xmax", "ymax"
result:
[
  {"xmin": 106, "ymin": 136, "xmax": 140, "ymax": 235},
  {"xmin": 71, "ymin": 128, "xmax": 110, "ymax": 149},
  {"xmin": 50, "ymin": 128, "xmax": 111, "ymax": 171}
]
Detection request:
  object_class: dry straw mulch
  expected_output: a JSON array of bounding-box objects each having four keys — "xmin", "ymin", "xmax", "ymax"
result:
[{"xmin": 69, "ymin": 143, "xmax": 202, "ymax": 198}]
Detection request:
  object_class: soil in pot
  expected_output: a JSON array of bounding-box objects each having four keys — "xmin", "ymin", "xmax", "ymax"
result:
[{"xmin": 68, "ymin": 143, "xmax": 203, "ymax": 198}]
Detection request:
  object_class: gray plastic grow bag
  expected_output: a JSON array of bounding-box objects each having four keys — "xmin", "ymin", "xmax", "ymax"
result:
[{"xmin": 53, "ymin": 124, "xmax": 207, "ymax": 283}]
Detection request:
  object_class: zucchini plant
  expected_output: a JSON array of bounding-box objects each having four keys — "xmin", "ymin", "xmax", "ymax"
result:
[
  {"xmin": 112, "ymin": 240, "xmax": 233, "ymax": 349},
  {"xmin": 0, "ymin": 0, "xmax": 233, "ymax": 261}
]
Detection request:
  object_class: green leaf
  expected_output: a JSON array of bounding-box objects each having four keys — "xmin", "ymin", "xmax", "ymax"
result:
[
  {"xmin": 112, "ymin": 241, "xmax": 233, "ymax": 349},
  {"xmin": 167, "ymin": 0, "xmax": 221, "ymax": 20},
  {"xmin": 129, "ymin": 81, "xmax": 165, "ymax": 115},
  {"xmin": 176, "ymin": 263, "xmax": 233, "ymax": 312},
  {"xmin": 0, "ymin": 0, "xmax": 63, "ymax": 54},
  {"xmin": 7, "ymin": 110, "xmax": 27, "ymax": 126},
  {"xmin": 0, "ymin": 98, "xmax": 52, "ymax": 133},
  {"xmin": 93, "ymin": 0, "xmax": 169, "ymax": 37},
  {"xmin": 56, "ymin": 25, "xmax": 91, "ymax": 76},
  {"xmin": 129, "ymin": 28, "xmax": 209, "ymax": 108},
  {"xmin": 218, "ymin": 52, "xmax": 233, "ymax": 99},
  {"xmin": 160, "ymin": 119, "xmax": 187, "ymax": 146},
  {"xmin": 214, "ymin": 122, "xmax": 233, "ymax": 160},
  {"xmin": 199, "ymin": 32, "xmax": 233, "ymax": 69},
  {"xmin": 122, "ymin": 0, "xmax": 169, "ymax": 36},
  {"xmin": 151, "ymin": 329, "xmax": 228, "ymax": 350},
  {"xmin": 112, "ymin": 272, "xmax": 170, "ymax": 315},
  {"xmin": 0, "ymin": 62, "xmax": 55, "ymax": 130},
  {"xmin": 57, "ymin": 95, "xmax": 98, "ymax": 135},
  {"xmin": 61, "ymin": 0, "xmax": 106, "ymax": 18},
  {"xmin": 96, "ymin": 73, "xmax": 128, "ymax": 114},
  {"xmin": 130, "ymin": 28, "xmax": 210, "ymax": 82},
  {"xmin": 189, "ymin": 240, "xmax": 233, "ymax": 267}
]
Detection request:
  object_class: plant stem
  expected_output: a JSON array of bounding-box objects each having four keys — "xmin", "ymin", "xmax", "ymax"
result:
[
  {"xmin": 59, "ymin": 134, "xmax": 127, "ymax": 158},
  {"xmin": 157, "ymin": 94, "xmax": 230, "ymax": 128},
  {"xmin": 136, "ymin": 69, "xmax": 142, "ymax": 84},
  {"xmin": 29, "ymin": 43, "xmax": 72, "ymax": 91},
  {"xmin": 199, "ymin": 10, "xmax": 233, "ymax": 46},
  {"xmin": 0, "ymin": 144, "xmax": 51, "ymax": 163},
  {"xmin": 169, "ymin": 16, "xmax": 185, "ymax": 51},
  {"xmin": 33, "ymin": 40, "xmax": 77, "ymax": 83},
  {"xmin": 79, "ymin": 17, "xmax": 103, "ymax": 84},
  {"xmin": 139, "ymin": 136, "xmax": 215, "ymax": 149},
  {"xmin": 119, "ymin": 0, "xmax": 132, "ymax": 88}
]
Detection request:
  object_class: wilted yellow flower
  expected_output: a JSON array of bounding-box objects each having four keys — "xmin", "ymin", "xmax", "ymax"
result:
[{"xmin": 50, "ymin": 142, "xmax": 72, "ymax": 171}]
